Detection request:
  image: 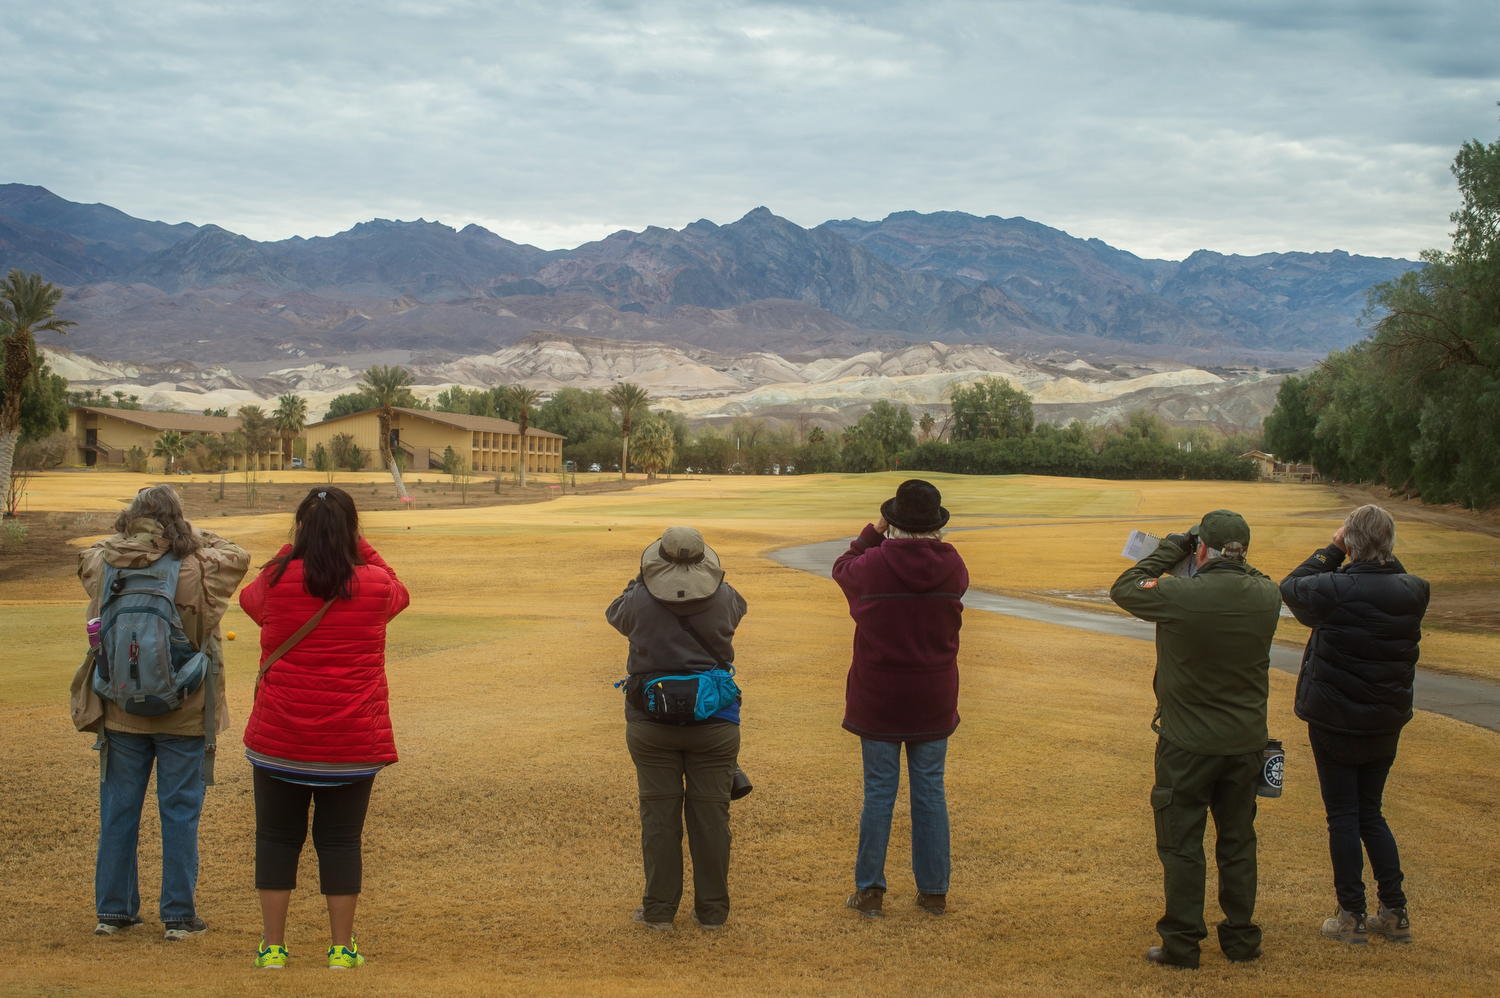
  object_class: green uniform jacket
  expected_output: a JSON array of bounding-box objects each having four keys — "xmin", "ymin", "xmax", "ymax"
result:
[{"xmin": 1111, "ymin": 539, "xmax": 1283, "ymax": 756}]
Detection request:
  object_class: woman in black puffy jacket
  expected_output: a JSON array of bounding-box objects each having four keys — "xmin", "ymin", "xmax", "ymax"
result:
[{"xmin": 1281, "ymin": 504, "xmax": 1429, "ymax": 947}]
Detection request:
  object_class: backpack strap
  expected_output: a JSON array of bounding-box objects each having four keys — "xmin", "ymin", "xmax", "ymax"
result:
[
  {"xmin": 254, "ymin": 600, "xmax": 336, "ymax": 700},
  {"xmin": 676, "ymin": 613, "xmax": 731, "ymax": 672}
]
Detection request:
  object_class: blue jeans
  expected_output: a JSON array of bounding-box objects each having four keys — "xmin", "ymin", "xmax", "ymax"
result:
[
  {"xmin": 855, "ymin": 738, "xmax": 950, "ymax": 894},
  {"xmin": 96, "ymin": 732, "xmax": 206, "ymax": 922}
]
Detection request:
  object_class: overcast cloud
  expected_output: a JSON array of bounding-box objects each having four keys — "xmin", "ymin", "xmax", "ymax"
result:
[{"xmin": 3, "ymin": 0, "xmax": 1497, "ymax": 259}]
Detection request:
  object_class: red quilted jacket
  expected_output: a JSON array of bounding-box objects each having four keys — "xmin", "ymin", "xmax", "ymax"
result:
[{"xmin": 240, "ymin": 538, "xmax": 409, "ymax": 764}]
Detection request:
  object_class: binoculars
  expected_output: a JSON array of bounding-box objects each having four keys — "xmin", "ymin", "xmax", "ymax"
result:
[{"xmin": 730, "ymin": 766, "xmax": 753, "ymax": 801}]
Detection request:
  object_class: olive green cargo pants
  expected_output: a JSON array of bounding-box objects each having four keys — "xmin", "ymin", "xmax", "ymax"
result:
[
  {"xmin": 626, "ymin": 720, "xmax": 740, "ymax": 926},
  {"xmin": 1151, "ymin": 737, "xmax": 1263, "ymax": 968}
]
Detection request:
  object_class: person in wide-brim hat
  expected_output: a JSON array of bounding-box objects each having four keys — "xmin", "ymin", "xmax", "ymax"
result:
[
  {"xmin": 640, "ymin": 525, "xmax": 726, "ymax": 603},
  {"xmin": 606, "ymin": 525, "xmax": 748, "ymax": 930}
]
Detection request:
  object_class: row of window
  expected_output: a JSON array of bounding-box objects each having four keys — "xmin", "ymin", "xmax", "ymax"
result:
[{"xmin": 470, "ymin": 433, "xmax": 558, "ymax": 452}]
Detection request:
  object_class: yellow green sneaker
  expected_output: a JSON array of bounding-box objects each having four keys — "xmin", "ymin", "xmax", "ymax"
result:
[
  {"xmin": 254, "ymin": 939, "xmax": 288, "ymax": 970},
  {"xmin": 327, "ymin": 934, "xmax": 364, "ymax": 970}
]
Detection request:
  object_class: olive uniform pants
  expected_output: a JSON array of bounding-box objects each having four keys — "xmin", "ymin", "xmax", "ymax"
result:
[
  {"xmin": 1151, "ymin": 737, "xmax": 1262, "ymax": 967},
  {"xmin": 625, "ymin": 720, "xmax": 740, "ymax": 925}
]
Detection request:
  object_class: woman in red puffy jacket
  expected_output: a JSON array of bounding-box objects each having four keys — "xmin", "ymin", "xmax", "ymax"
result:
[{"xmin": 239, "ymin": 486, "xmax": 409, "ymax": 971}]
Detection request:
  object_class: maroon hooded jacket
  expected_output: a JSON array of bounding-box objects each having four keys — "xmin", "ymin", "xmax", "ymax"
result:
[{"xmin": 832, "ymin": 523, "xmax": 968, "ymax": 741}]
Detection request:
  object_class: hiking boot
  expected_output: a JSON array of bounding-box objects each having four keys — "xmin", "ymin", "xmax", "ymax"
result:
[
  {"xmin": 846, "ymin": 889, "xmax": 884, "ymax": 919},
  {"xmin": 1145, "ymin": 946, "xmax": 1195, "ymax": 969},
  {"xmin": 163, "ymin": 917, "xmax": 208, "ymax": 941},
  {"xmin": 690, "ymin": 909, "xmax": 725, "ymax": 931},
  {"xmin": 94, "ymin": 916, "xmax": 142, "ymax": 937},
  {"xmin": 1320, "ymin": 907, "xmax": 1368, "ymax": 945},
  {"xmin": 915, "ymin": 893, "xmax": 946, "ymax": 915},
  {"xmin": 632, "ymin": 907, "xmax": 673, "ymax": 932},
  {"xmin": 1367, "ymin": 904, "xmax": 1412, "ymax": 943}
]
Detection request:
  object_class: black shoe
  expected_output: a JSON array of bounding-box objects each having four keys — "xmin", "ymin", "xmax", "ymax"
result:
[
  {"xmin": 1145, "ymin": 946, "xmax": 1196, "ymax": 970},
  {"xmin": 163, "ymin": 917, "xmax": 207, "ymax": 941},
  {"xmin": 1229, "ymin": 945, "xmax": 1264, "ymax": 963},
  {"xmin": 94, "ymin": 916, "xmax": 142, "ymax": 937}
]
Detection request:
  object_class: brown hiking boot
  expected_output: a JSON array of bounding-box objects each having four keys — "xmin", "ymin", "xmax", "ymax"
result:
[
  {"xmin": 915, "ymin": 893, "xmax": 946, "ymax": 915},
  {"xmin": 846, "ymin": 889, "xmax": 884, "ymax": 919},
  {"xmin": 1367, "ymin": 904, "xmax": 1412, "ymax": 943},
  {"xmin": 1321, "ymin": 907, "xmax": 1368, "ymax": 945}
]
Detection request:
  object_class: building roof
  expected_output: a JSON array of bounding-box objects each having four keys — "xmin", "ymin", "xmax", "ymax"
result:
[
  {"xmin": 318, "ymin": 406, "xmax": 563, "ymax": 438},
  {"xmin": 1239, "ymin": 450, "xmax": 1275, "ymax": 461},
  {"xmin": 71, "ymin": 406, "xmax": 243, "ymax": 434}
]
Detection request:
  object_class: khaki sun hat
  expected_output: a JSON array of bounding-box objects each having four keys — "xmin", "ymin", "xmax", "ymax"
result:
[{"xmin": 641, "ymin": 526, "xmax": 725, "ymax": 603}]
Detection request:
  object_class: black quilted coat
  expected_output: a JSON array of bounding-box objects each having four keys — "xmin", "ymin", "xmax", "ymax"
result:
[{"xmin": 1280, "ymin": 545, "xmax": 1430, "ymax": 735}]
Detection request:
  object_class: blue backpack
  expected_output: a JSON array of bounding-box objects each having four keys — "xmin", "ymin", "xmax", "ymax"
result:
[{"xmin": 93, "ymin": 554, "xmax": 209, "ymax": 716}]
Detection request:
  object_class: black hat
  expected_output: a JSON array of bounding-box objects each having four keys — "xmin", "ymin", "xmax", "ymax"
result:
[{"xmin": 880, "ymin": 479, "xmax": 950, "ymax": 533}]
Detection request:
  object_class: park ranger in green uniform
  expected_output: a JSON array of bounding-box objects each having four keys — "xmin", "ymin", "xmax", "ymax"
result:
[{"xmin": 1111, "ymin": 509, "xmax": 1282, "ymax": 970}]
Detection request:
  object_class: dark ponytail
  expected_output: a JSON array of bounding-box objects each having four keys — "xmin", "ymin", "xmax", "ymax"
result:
[{"xmin": 266, "ymin": 487, "xmax": 362, "ymax": 599}]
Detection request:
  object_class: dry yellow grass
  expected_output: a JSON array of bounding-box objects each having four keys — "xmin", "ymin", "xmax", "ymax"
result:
[{"xmin": 3, "ymin": 472, "xmax": 1498, "ymax": 997}]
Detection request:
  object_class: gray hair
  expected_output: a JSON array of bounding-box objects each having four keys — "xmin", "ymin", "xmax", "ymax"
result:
[
  {"xmin": 887, "ymin": 526, "xmax": 947, "ymax": 541},
  {"xmin": 1344, "ymin": 504, "xmax": 1395, "ymax": 563},
  {"xmin": 114, "ymin": 485, "xmax": 200, "ymax": 558},
  {"xmin": 1200, "ymin": 542, "xmax": 1247, "ymax": 565}
]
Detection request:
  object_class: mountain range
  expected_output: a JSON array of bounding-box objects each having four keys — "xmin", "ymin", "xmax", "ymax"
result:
[{"xmin": 1, "ymin": 183, "xmax": 1417, "ymax": 366}]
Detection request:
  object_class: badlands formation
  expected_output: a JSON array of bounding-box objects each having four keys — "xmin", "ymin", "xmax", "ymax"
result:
[{"xmin": 45, "ymin": 331, "xmax": 1282, "ymax": 431}]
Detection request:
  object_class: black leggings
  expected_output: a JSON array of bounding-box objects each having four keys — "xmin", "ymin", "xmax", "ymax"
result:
[{"xmin": 253, "ymin": 768, "xmax": 374, "ymax": 895}]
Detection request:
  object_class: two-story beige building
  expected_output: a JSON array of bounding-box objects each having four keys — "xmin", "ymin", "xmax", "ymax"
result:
[
  {"xmin": 68, "ymin": 407, "xmax": 288, "ymax": 472},
  {"xmin": 305, "ymin": 407, "xmax": 564, "ymax": 473}
]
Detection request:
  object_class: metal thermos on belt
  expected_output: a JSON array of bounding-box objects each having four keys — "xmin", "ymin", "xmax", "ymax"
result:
[{"xmin": 1257, "ymin": 739, "xmax": 1285, "ymax": 798}]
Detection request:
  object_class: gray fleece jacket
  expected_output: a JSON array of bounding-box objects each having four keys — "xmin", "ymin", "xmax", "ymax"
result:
[{"xmin": 606, "ymin": 576, "xmax": 748, "ymax": 721}]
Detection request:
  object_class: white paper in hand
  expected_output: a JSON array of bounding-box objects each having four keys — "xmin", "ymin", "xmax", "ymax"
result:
[{"xmin": 1122, "ymin": 529, "xmax": 1194, "ymax": 577}]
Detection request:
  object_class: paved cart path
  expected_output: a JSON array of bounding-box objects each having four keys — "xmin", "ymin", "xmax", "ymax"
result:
[{"xmin": 768, "ymin": 536, "xmax": 1500, "ymax": 735}]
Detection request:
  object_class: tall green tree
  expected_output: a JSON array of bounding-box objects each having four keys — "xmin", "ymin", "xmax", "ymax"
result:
[
  {"xmin": 273, "ymin": 393, "xmax": 308, "ymax": 465},
  {"xmin": 948, "ymin": 376, "xmax": 1034, "ymax": 441},
  {"xmin": 1264, "ymin": 119, "xmax": 1500, "ymax": 506},
  {"xmin": 237, "ymin": 405, "xmax": 277, "ymax": 469},
  {"xmin": 0, "ymin": 270, "xmax": 77, "ymax": 516},
  {"xmin": 846, "ymin": 400, "xmax": 916, "ymax": 460},
  {"xmin": 152, "ymin": 430, "xmax": 187, "ymax": 474},
  {"xmin": 361, "ymin": 365, "xmax": 416, "ymax": 496},
  {"xmin": 503, "ymin": 384, "xmax": 542, "ymax": 486},
  {"xmin": 1262, "ymin": 375, "xmax": 1318, "ymax": 464},
  {"xmin": 604, "ymin": 382, "xmax": 652, "ymax": 480}
]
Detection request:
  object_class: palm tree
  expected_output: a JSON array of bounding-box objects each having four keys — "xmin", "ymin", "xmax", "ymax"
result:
[
  {"xmin": 237, "ymin": 405, "xmax": 277, "ymax": 470},
  {"xmin": 272, "ymin": 393, "xmax": 308, "ymax": 466},
  {"xmin": 0, "ymin": 270, "xmax": 77, "ymax": 517},
  {"xmin": 151, "ymin": 430, "xmax": 187, "ymax": 474},
  {"xmin": 361, "ymin": 365, "xmax": 415, "ymax": 497},
  {"xmin": 503, "ymin": 385, "xmax": 542, "ymax": 487},
  {"xmin": 632, "ymin": 416, "xmax": 675, "ymax": 479},
  {"xmin": 604, "ymin": 382, "xmax": 652, "ymax": 480}
]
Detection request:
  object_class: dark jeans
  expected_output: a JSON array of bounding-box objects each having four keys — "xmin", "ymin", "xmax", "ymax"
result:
[
  {"xmin": 96, "ymin": 732, "xmax": 206, "ymax": 922},
  {"xmin": 1308, "ymin": 727, "xmax": 1406, "ymax": 914},
  {"xmin": 253, "ymin": 768, "xmax": 374, "ymax": 895},
  {"xmin": 625, "ymin": 720, "xmax": 740, "ymax": 925},
  {"xmin": 1151, "ymin": 738, "xmax": 1262, "ymax": 968},
  {"xmin": 855, "ymin": 738, "xmax": 950, "ymax": 895}
]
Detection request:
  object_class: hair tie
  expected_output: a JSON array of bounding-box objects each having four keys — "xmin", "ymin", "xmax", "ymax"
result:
[{"xmin": 318, "ymin": 491, "xmax": 327, "ymax": 500}]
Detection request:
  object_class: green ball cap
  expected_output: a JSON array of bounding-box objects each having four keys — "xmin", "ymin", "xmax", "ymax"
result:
[{"xmin": 1192, "ymin": 509, "xmax": 1251, "ymax": 548}]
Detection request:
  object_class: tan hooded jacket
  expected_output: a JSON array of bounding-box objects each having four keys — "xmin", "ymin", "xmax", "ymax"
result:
[{"xmin": 78, "ymin": 518, "xmax": 251, "ymax": 737}]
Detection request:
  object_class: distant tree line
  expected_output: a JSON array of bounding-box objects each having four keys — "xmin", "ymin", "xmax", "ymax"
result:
[{"xmin": 1264, "ymin": 123, "xmax": 1500, "ymax": 508}]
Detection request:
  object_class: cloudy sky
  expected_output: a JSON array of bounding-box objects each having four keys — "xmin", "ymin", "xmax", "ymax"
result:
[{"xmin": 4, "ymin": 1, "xmax": 1497, "ymax": 259}]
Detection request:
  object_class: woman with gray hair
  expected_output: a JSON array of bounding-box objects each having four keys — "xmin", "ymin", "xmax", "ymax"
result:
[
  {"xmin": 77, "ymin": 485, "xmax": 249, "ymax": 941},
  {"xmin": 1280, "ymin": 504, "xmax": 1429, "ymax": 947}
]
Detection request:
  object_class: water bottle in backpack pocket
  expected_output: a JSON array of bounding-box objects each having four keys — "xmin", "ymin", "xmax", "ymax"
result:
[{"xmin": 92, "ymin": 555, "xmax": 209, "ymax": 716}]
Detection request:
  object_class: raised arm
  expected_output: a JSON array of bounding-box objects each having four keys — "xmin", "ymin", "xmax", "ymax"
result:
[
  {"xmin": 831, "ymin": 521, "xmax": 887, "ymax": 595},
  {"xmin": 357, "ymin": 537, "xmax": 410, "ymax": 620},
  {"xmin": 1110, "ymin": 537, "xmax": 1188, "ymax": 623}
]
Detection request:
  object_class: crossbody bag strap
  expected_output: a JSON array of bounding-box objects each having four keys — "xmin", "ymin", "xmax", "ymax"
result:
[
  {"xmin": 676, "ymin": 613, "xmax": 730, "ymax": 671},
  {"xmin": 254, "ymin": 599, "xmax": 335, "ymax": 700}
]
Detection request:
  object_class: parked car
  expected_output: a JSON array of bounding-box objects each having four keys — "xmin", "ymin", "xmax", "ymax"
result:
[
  {"xmin": 589, "ymin": 463, "xmax": 601, "ymax": 472},
  {"xmin": 291, "ymin": 458, "xmax": 304, "ymax": 468}
]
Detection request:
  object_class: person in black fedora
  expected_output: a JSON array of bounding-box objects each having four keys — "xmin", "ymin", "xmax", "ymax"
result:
[{"xmin": 833, "ymin": 480, "xmax": 968, "ymax": 919}]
